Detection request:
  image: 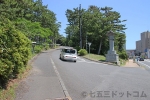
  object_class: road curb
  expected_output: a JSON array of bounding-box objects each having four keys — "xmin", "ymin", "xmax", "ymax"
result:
[
  {"xmin": 136, "ymin": 61, "xmax": 150, "ymax": 70},
  {"xmin": 81, "ymin": 56, "xmax": 119, "ymax": 66}
]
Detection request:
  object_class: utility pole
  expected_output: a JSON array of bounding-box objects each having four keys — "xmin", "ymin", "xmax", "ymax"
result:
[
  {"xmin": 79, "ymin": 4, "xmax": 82, "ymax": 49},
  {"xmin": 86, "ymin": 34, "xmax": 87, "ymax": 51}
]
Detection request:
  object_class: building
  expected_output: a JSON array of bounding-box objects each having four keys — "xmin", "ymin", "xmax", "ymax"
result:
[
  {"xmin": 126, "ymin": 49, "xmax": 136, "ymax": 58},
  {"xmin": 136, "ymin": 31, "xmax": 150, "ymax": 53},
  {"xmin": 147, "ymin": 38, "xmax": 150, "ymax": 49},
  {"xmin": 147, "ymin": 49, "xmax": 150, "ymax": 58},
  {"xmin": 136, "ymin": 40, "xmax": 142, "ymax": 53}
]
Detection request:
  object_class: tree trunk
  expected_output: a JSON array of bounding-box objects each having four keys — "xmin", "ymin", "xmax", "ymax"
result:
[{"xmin": 98, "ymin": 39, "xmax": 102, "ymax": 55}]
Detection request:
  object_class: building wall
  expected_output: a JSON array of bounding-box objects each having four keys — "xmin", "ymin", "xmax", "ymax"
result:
[
  {"xmin": 141, "ymin": 32, "xmax": 146, "ymax": 52},
  {"xmin": 137, "ymin": 31, "xmax": 150, "ymax": 53},
  {"xmin": 147, "ymin": 38, "xmax": 150, "ymax": 49},
  {"xmin": 136, "ymin": 40, "xmax": 142, "ymax": 52},
  {"xmin": 126, "ymin": 49, "xmax": 136, "ymax": 58}
]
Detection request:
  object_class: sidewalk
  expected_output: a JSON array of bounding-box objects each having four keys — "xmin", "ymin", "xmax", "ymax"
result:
[
  {"xmin": 15, "ymin": 49, "xmax": 71, "ymax": 100},
  {"xmin": 123, "ymin": 59, "xmax": 139, "ymax": 67}
]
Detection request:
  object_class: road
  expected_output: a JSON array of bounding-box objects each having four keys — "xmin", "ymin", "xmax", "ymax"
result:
[
  {"xmin": 15, "ymin": 49, "xmax": 65, "ymax": 100},
  {"xmin": 137, "ymin": 59, "xmax": 150, "ymax": 70},
  {"xmin": 15, "ymin": 48, "xmax": 150, "ymax": 100}
]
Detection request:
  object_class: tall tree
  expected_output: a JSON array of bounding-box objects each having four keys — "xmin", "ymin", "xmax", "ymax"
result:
[{"xmin": 65, "ymin": 5, "xmax": 127, "ymax": 55}]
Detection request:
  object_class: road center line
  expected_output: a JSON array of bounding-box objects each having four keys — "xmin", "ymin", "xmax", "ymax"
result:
[{"xmin": 50, "ymin": 57, "xmax": 72, "ymax": 100}]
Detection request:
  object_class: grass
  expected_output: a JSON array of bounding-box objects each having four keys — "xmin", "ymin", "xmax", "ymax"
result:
[
  {"xmin": 0, "ymin": 65, "xmax": 32, "ymax": 100},
  {"xmin": 83, "ymin": 53, "xmax": 106, "ymax": 61},
  {"xmin": 83, "ymin": 53, "xmax": 128, "ymax": 66},
  {"xmin": 0, "ymin": 84, "xmax": 17, "ymax": 100},
  {"xmin": 18, "ymin": 65, "xmax": 32, "ymax": 79},
  {"xmin": 119, "ymin": 59, "xmax": 127, "ymax": 66}
]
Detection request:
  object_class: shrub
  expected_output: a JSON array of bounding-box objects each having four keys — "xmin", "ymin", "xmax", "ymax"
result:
[
  {"xmin": 118, "ymin": 50, "xmax": 128, "ymax": 60},
  {"xmin": 34, "ymin": 45, "xmax": 42, "ymax": 53},
  {"xmin": 43, "ymin": 43, "xmax": 49, "ymax": 50},
  {"xmin": 44, "ymin": 45, "xmax": 49, "ymax": 50},
  {"xmin": 78, "ymin": 49, "xmax": 88, "ymax": 56},
  {"xmin": 0, "ymin": 19, "xmax": 31, "ymax": 82}
]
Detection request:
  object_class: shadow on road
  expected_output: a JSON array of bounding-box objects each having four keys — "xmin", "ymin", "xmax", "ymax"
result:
[{"xmin": 59, "ymin": 58, "xmax": 76, "ymax": 63}]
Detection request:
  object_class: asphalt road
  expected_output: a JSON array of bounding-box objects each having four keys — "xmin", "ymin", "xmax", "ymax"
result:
[
  {"xmin": 15, "ymin": 49, "xmax": 65, "ymax": 100},
  {"xmin": 137, "ymin": 60, "xmax": 150, "ymax": 70},
  {"xmin": 15, "ymin": 48, "xmax": 150, "ymax": 100},
  {"xmin": 51, "ymin": 48, "xmax": 150, "ymax": 100}
]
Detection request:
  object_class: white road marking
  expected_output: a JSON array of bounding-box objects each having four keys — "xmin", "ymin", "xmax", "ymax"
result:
[
  {"xmin": 77, "ymin": 61, "xmax": 86, "ymax": 62},
  {"xmin": 50, "ymin": 57, "xmax": 72, "ymax": 99},
  {"xmin": 77, "ymin": 57, "xmax": 86, "ymax": 62},
  {"xmin": 77, "ymin": 57, "xmax": 109, "ymax": 65},
  {"xmin": 145, "ymin": 60, "xmax": 150, "ymax": 62},
  {"xmin": 86, "ymin": 62, "xmax": 101, "ymax": 64},
  {"xmin": 138, "ymin": 61, "xmax": 150, "ymax": 68},
  {"xmin": 77, "ymin": 60, "xmax": 107, "ymax": 65},
  {"xmin": 86, "ymin": 61, "xmax": 107, "ymax": 65}
]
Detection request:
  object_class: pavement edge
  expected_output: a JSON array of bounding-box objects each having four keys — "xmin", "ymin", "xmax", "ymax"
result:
[
  {"xmin": 50, "ymin": 58, "xmax": 72, "ymax": 100},
  {"xmin": 81, "ymin": 56, "xmax": 119, "ymax": 66}
]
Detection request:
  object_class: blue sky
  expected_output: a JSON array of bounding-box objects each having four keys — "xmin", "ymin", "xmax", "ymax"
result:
[{"xmin": 42, "ymin": 0, "xmax": 150, "ymax": 50}]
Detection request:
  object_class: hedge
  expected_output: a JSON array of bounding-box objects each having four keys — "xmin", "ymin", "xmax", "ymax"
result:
[{"xmin": 0, "ymin": 19, "xmax": 31, "ymax": 82}]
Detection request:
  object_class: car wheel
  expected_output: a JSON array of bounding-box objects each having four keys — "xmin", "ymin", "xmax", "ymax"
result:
[
  {"xmin": 74, "ymin": 60, "xmax": 76, "ymax": 62},
  {"xmin": 62, "ymin": 56, "xmax": 65, "ymax": 61},
  {"xmin": 59, "ymin": 55, "xmax": 61, "ymax": 59}
]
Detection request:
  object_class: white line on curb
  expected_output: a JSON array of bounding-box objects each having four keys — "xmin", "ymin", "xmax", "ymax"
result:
[
  {"xmin": 138, "ymin": 61, "xmax": 150, "ymax": 68},
  {"xmin": 50, "ymin": 58, "xmax": 71, "ymax": 99},
  {"xmin": 145, "ymin": 60, "xmax": 150, "ymax": 62}
]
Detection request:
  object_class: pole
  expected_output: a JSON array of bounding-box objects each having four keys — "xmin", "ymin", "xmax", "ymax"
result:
[
  {"xmin": 88, "ymin": 42, "xmax": 91, "ymax": 57},
  {"xmin": 79, "ymin": 4, "xmax": 82, "ymax": 49},
  {"xmin": 86, "ymin": 34, "xmax": 87, "ymax": 51},
  {"xmin": 89, "ymin": 45, "xmax": 90, "ymax": 54},
  {"xmin": 89, "ymin": 45, "xmax": 90, "ymax": 58}
]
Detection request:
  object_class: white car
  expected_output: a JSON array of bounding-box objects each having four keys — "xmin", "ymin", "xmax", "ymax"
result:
[{"xmin": 60, "ymin": 48, "xmax": 77, "ymax": 62}]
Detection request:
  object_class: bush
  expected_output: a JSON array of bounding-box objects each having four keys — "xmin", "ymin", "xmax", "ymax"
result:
[
  {"xmin": 0, "ymin": 19, "xmax": 31, "ymax": 82},
  {"xmin": 44, "ymin": 45, "xmax": 49, "ymax": 50},
  {"xmin": 34, "ymin": 45, "xmax": 42, "ymax": 53},
  {"xmin": 118, "ymin": 50, "xmax": 128, "ymax": 60},
  {"xmin": 78, "ymin": 49, "xmax": 88, "ymax": 56},
  {"xmin": 43, "ymin": 43, "xmax": 49, "ymax": 50}
]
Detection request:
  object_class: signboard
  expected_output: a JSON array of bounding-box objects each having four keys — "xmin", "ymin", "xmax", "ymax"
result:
[
  {"xmin": 88, "ymin": 42, "xmax": 91, "ymax": 46},
  {"xmin": 145, "ymin": 48, "xmax": 148, "ymax": 52}
]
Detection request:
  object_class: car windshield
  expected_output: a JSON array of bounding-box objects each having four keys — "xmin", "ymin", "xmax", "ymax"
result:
[{"xmin": 64, "ymin": 49, "xmax": 76, "ymax": 54}]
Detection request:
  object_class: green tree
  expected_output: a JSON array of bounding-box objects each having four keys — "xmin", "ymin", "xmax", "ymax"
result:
[
  {"xmin": 0, "ymin": 0, "xmax": 61, "ymax": 84},
  {"xmin": 65, "ymin": 5, "xmax": 127, "ymax": 56}
]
